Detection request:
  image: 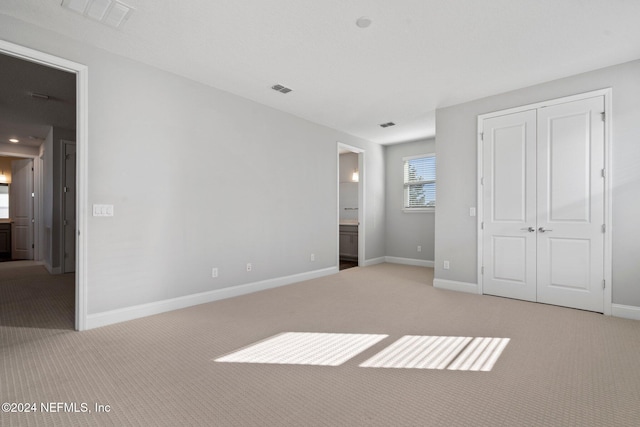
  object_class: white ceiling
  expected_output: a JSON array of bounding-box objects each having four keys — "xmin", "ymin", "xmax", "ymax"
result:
[{"xmin": 1, "ymin": 0, "xmax": 640, "ymax": 145}]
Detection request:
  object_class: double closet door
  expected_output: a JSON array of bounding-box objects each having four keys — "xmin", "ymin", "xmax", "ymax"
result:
[{"xmin": 481, "ymin": 96, "xmax": 605, "ymax": 313}]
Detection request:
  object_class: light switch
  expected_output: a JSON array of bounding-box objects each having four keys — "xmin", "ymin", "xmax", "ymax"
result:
[
  {"xmin": 469, "ymin": 207, "xmax": 476, "ymax": 217},
  {"xmin": 93, "ymin": 204, "xmax": 114, "ymax": 217}
]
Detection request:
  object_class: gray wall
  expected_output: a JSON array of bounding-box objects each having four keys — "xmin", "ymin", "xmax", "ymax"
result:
[
  {"xmin": 385, "ymin": 138, "xmax": 435, "ymax": 262},
  {"xmin": 435, "ymin": 59, "xmax": 640, "ymax": 306},
  {"xmin": 0, "ymin": 15, "xmax": 386, "ymax": 315}
]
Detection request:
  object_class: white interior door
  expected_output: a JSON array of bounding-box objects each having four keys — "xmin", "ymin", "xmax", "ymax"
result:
[
  {"xmin": 536, "ymin": 97, "xmax": 605, "ymax": 312},
  {"xmin": 481, "ymin": 96, "xmax": 605, "ymax": 313},
  {"xmin": 10, "ymin": 158, "xmax": 34, "ymax": 260},
  {"xmin": 482, "ymin": 110, "xmax": 537, "ymax": 302}
]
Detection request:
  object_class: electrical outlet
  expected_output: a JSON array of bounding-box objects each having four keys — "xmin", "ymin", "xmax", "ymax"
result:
[
  {"xmin": 417, "ymin": 246, "xmax": 422, "ymax": 252},
  {"xmin": 246, "ymin": 263, "xmax": 252, "ymax": 272},
  {"xmin": 212, "ymin": 268, "xmax": 218, "ymax": 278},
  {"xmin": 443, "ymin": 260, "xmax": 450, "ymax": 270},
  {"xmin": 310, "ymin": 253, "xmax": 315, "ymax": 261}
]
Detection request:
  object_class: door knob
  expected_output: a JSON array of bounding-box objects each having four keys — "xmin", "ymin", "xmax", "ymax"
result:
[
  {"xmin": 520, "ymin": 227, "xmax": 535, "ymax": 232},
  {"xmin": 538, "ymin": 227, "xmax": 553, "ymax": 233}
]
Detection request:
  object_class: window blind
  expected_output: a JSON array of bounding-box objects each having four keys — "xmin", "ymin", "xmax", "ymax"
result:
[{"xmin": 404, "ymin": 155, "xmax": 436, "ymax": 208}]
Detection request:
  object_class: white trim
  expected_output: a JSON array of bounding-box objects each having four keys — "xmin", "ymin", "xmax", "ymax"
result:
[
  {"xmin": 402, "ymin": 208, "xmax": 435, "ymax": 214},
  {"xmin": 603, "ymin": 91, "xmax": 613, "ymax": 316},
  {"xmin": 611, "ymin": 304, "xmax": 640, "ymax": 321},
  {"xmin": 86, "ymin": 266, "xmax": 339, "ymax": 330},
  {"xmin": 0, "ymin": 40, "xmax": 89, "ymax": 331},
  {"xmin": 433, "ymin": 278, "xmax": 478, "ymax": 294},
  {"xmin": 361, "ymin": 256, "xmax": 385, "ymax": 267},
  {"xmin": 402, "ymin": 153, "xmax": 435, "ymax": 162},
  {"xmin": 337, "ymin": 142, "xmax": 366, "ymax": 267},
  {"xmin": 477, "ymin": 88, "xmax": 613, "ymax": 313},
  {"xmin": 477, "ymin": 88, "xmax": 613, "ymax": 121},
  {"xmin": 385, "ymin": 256, "xmax": 434, "ymax": 268}
]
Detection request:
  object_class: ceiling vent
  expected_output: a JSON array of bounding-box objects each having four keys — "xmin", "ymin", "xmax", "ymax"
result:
[
  {"xmin": 379, "ymin": 122, "xmax": 396, "ymax": 128},
  {"xmin": 271, "ymin": 84, "xmax": 293, "ymax": 94},
  {"xmin": 61, "ymin": 0, "xmax": 134, "ymax": 29}
]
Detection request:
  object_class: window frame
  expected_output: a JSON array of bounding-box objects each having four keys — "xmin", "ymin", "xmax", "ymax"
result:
[{"xmin": 402, "ymin": 153, "xmax": 436, "ymax": 213}]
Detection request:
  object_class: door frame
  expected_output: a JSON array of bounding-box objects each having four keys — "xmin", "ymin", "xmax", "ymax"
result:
[
  {"xmin": 476, "ymin": 88, "xmax": 613, "ymax": 315},
  {"xmin": 0, "ymin": 39, "xmax": 89, "ymax": 330},
  {"xmin": 337, "ymin": 142, "xmax": 365, "ymax": 267}
]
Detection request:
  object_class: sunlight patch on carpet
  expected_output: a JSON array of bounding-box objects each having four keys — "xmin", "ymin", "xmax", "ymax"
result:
[
  {"xmin": 214, "ymin": 332, "xmax": 388, "ymax": 366},
  {"xmin": 360, "ymin": 336, "xmax": 510, "ymax": 371}
]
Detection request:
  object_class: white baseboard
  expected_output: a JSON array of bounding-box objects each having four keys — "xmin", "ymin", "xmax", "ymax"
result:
[
  {"xmin": 86, "ymin": 266, "xmax": 338, "ymax": 330},
  {"xmin": 361, "ymin": 257, "xmax": 386, "ymax": 267},
  {"xmin": 43, "ymin": 262, "xmax": 60, "ymax": 275},
  {"xmin": 611, "ymin": 304, "xmax": 640, "ymax": 321},
  {"xmin": 433, "ymin": 278, "xmax": 479, "ymax": 294},
  {"xmin": 385, "ymin": 257, "xmax": 434, "ymax": 268}
]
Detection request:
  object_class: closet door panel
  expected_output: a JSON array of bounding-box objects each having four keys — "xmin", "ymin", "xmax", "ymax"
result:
[{"xmin": 536, "ymin": 96, "xmax": 605, "ymax": 312}]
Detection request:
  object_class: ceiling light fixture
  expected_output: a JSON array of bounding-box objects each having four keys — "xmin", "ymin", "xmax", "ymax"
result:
[
  {"xmin": 61, "ymin": 0, "xmax": 134, "ymax": 29},
  {"xmin": 271, "ymin": 84, "xmax": 293, "ymax": 94},
  {"xmin": 352, "ymin": 169, "xmax": 359, "ymax": 182},
  {"xmin": 356, "ymin": 17, "xmax": 372, "ymax": 28},
  {"xmin": 9, "ymin": 138, "xmax": 19, "ymax": 143}
]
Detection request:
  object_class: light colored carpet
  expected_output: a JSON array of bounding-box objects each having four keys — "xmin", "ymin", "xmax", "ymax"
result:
[
  {"xmin": 215, "ymin": 332, "xmax": 387, "ymax": 366},
  {"xmin": 2, "ymin": 263, "xmax": 640, "ymax": 426},
  {"xmin": 359, "ymin": 335, "xmax": 509, "ymax": 371}
]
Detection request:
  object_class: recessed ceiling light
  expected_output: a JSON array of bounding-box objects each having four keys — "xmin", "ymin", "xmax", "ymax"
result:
[
  {"xmin": 356, "ymin": 17, "xmax": 372, "ymax": 28},
  {"xmin": 9, "ymin": 138, "xmax": 19, "ymax": 143}
]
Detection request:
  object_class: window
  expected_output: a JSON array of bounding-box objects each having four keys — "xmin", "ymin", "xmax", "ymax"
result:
[
  {"xmin": 403, "ymin": 154, "xmax": 435, "ymax": 211},
  {"xmin": 0, "ymin": 184, "xmax": 8, "ymax": 219}
]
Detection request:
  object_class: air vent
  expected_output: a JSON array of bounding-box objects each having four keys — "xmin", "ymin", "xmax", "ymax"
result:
[
  {"xmin": 271, "ymin": 84, "xmax": 293, "ymax": 94},
  {"xmin": 61, "ymin": 0, "xmax": 134, "ymax": 29},
  {"xmin": 379, "ymin": 122, "xmax": 396, "ymax": 128}
]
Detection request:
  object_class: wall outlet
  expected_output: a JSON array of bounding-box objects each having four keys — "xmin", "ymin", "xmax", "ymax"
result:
[
  {"xmin": 212, "ymin": 268, "xmax": 218, "ymax": 278},
  {"xmin": 310, "ymin": 253, "xmax": 315, "ymax": 261},
  {"xmin": 443, "ymin": 260, "xmax": 450, "ymax": 270},
  {"xmin": 246, "ymin": 263, "xmax": 252, "ymax": 272},
  {"xmin": 417, "ymin": 245, "xmax": 422, "ymax": 252}
]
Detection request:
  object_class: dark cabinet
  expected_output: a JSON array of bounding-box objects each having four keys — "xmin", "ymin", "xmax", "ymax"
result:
[
  {"xmin": 339, "ymin": 225, "xmax": 358, "ymax": 261},
  {"xmin": 0, "ymin": 223, "xmax": 10, "ymax": 260}
]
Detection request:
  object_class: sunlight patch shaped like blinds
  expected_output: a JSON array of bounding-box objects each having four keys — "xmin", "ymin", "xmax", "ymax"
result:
[
  {"xmin": 404, "ymin": 155, "xmax": 436, "ymax": 209},
  {"xmin": 214, "ymin": 332, "xmax": 388, "ymax": 366}
]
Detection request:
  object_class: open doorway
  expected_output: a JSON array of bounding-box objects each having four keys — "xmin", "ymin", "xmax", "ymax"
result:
[
  {"xmin": 0, "ymin": 156, "xmax": 35, "ymax": 261},
  {"xmin": 337, "ymin": 143, "xmax": 364, "ymax": 270},
  {"xmin": 0, "ymin": 41, "xmax": 87, "ymax": 330}
]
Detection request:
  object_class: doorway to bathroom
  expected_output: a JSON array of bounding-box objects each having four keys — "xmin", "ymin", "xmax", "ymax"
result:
[{"xmin": 338, "ymin": 143, "xmax": 364, "ymax": 270}]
